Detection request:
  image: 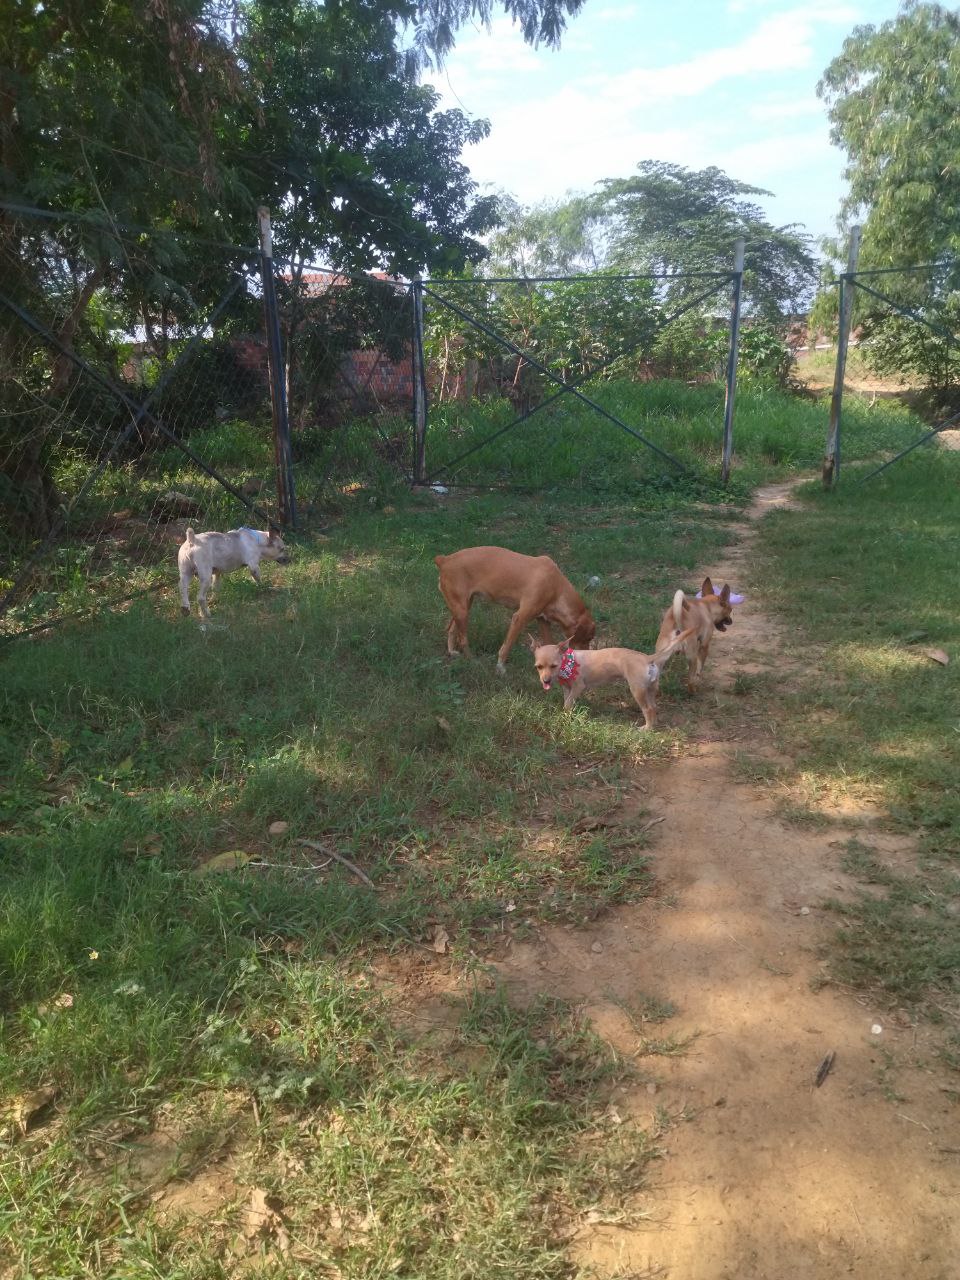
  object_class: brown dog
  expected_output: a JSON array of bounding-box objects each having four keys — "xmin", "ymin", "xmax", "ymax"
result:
[
  {"xmin": 655, "ymin": 576, "xmax": 736, "ymax": 691},
  {"xmin": 435, "ymin": 546, "xmax": 595, "ymax": 673},
  {"xmin": 529, "ymin": 627, "xmax": 696, "ymax": 729}
]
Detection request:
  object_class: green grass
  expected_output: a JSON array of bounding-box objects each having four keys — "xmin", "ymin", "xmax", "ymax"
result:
[
  {"xmin": 3, "ymin": 375, "xmax": 919, "ymax": 638},
  {"xmin": 425, "ymin": 377, "xmax": 918, "ymax": 492},
  {"xmin": 753, "ymin": 448, "xmax": 960, "ymax": 1019},
  {"xmin": 0, "ymin": 481, "xmax": 730, "ymax": 1276}
]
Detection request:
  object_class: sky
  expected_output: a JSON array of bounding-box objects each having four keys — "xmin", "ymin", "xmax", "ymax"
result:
[{"xmin": 431, "ymin": 0, "xmax": 904, "ymax": 246}]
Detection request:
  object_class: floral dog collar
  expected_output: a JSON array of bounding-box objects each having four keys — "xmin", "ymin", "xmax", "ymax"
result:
[{"xmin": 557, "ymin": 648, "xmax": 580, "ymax": 684}]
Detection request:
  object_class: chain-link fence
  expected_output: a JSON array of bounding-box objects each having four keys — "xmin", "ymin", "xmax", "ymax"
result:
[
  {"xmin": 414, "ymin": 266, "xmax": 742, "ymax": 492},
  {"xmin": 0, "ymin": 208, "xmax": 416, "ymax": 638},
  {"xmin": 821, "ymin": 225, "xmax": 960, "ymax": 484},
  {"xmin": 273, "ymin": 258, "xmax": 414, "ymax": 513}
]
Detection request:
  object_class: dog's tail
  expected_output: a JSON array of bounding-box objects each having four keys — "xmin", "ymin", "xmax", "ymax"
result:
[
  {"xmin": 655, "ymin": 624, "xmax": 696, "ymax": 668},
  {"xmin": 185, "ymin": 527, "xmax": 196, "ymax": 546},
  {"xmin": 671, "ymin": 588, "xmax": 686, "ymax": 635}
]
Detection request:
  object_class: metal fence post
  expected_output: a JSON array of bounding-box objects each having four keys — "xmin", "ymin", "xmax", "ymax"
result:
[
  {"xmin": 823, "ymin": 224, "xmax": 862, "ymax": 489},
  {"xmin": 411, "ymin": 278, "xmax": 428, "ymax": 484},
  {"xmin": 257, "ymin": 207, "xmax": 297, "ymax": 527},
  {"xmin": 721, "ymin": 238, "xmax": 746, "ymax": 485}
]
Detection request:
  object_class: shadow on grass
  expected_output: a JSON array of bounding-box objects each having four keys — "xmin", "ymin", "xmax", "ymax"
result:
[
  {"xmin": 752, "ymin": 450, "xmax": 960, "ymax": 1015},
  {"xmin": 0, "ymin": 484, "xmax": 726, "ymax": 1276}
]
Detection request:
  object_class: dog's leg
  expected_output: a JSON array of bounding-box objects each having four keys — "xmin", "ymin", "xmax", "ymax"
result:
[
  {"xmin": 497, "ymin": 608, "xmax": 534, "ymax": 674},
  {"xmin": 537, "ymin": 618, "xmax": 554, "ymax": 645},
  {"xmin": 210, "ymin": 570, "xmax": 220, "ymax": 596},
  {"xmin": 439, "ymin": 581, "xmax": 471, "ymax": 657},
  {"xmin": 196, "ymin": 571, "xmax": 213, "ymax": 620},
  {"xmin": 685, "ymin": 636, "xmax": 702, "ymax": 691},
  {"xmin": 247, "ymin": 561, "xmax": 262, "ymax": 586},
  {"xmin": 178, "ymin": 565, "xmax": 193, "ymax": 616},
  {"xmin": 446, "ymin": 614, "xmax": 470, "ymax": 657},
  {"xmin": 690, "ymin": 639, "xmax": 710, "ymax": 689},
  {"xmin": 629, "ymin": 680, "xmax": 657, "ymax": 730},
  {"xmin": 562, "ymin": 687, "xmax": 578, "ymax": 711}
]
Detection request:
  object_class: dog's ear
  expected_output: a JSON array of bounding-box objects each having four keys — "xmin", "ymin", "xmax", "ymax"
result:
[
  {"xmin": 563, "ymin": 635, "xmax": 577, "ymax": 650},
  {"xmin": 719, "ymin": 583, "xmax": 731, "ymax": 604},
  {"xmin": 526, "ymin": 633, "xmax": 539, "ymax": 652},
  {"xmin": 700, "ymin": 576, "xmax": 715, "ymax": 597}
]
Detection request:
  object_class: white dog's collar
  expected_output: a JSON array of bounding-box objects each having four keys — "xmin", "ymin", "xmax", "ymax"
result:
[{"xmin": 239, "ymin": 526, "xmax": 268, "ymax": 545}]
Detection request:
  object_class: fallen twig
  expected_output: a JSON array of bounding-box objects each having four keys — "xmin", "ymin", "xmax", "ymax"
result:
[
  {"xmin": 639, "ymin": 816, "xmax": 667, "ymax": 834},
  {"xmin": 814, "ymin": 1050, "xmax": 836, "ymax": 1088},
  {"xmin": 248, "ymin": 860, "xmax": 332, "ymax": 873},
  {"xmin": 296, "ymin": 839, "xmax": 376, "ymax": 890}
]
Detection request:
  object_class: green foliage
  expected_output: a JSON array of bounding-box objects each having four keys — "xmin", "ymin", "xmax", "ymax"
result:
[
  {"xmin": 858, "ymin": 299, "xmax": 960, "ymax": 396},
  {"xmin": 485, "ymin": 193, "xmax": 604, "ymax": 275},
  {"xmin": 713, "ymin": 324, "xmax": 795, "ymax": 389},
  {"xmin": 754, "ymin": 449, "xmax": 960, "ymax": 1014},
  {"xmin": 424, "ymin": 274, "xmax": 660, "ymax": 407},
  {"xmin": 594, "ymin": 161, "xmax": 817, "ymax": 320},
  {"xmin": 819, "ymin": 3, "xmax": 960, "ymax": 268}
]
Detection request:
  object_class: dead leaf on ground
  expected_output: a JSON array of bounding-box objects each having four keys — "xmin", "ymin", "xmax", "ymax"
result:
[
  {"xmin": 193, "ymin": 850, "xmax": 252, "ymax": 876},
  {"xmin": 0, "ymin": 1087, "xmax": 57, "ymax": 1138},
  {"xmin": 921, "ymin": 648, "xmax": 949, "ymax": 666},
  {"xmin": 38, "ymin": 992, "xmax": 74, "ymax": 1015},
  {"xmin": 432, "ymin": 925, "xmax": 450, "ymax": 954},
  {"xmin": 267, "ymin": 821, "xmax": 289, "ymax": 837},
  {"xmin": 240, "ymin": 1187, "xmax": 290, "ymax": 1254},
  {"xmin": 571, "ymin": 808, "xmax": 621, "ymax": 834},
  {"xmin": 435, "ymin": 715, "xmax": 453, "ymax": 734}
]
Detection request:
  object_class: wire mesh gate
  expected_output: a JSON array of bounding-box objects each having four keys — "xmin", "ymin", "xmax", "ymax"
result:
[
  {"xmin": 2, "ymin": 201, "xmax": 756, "ymax": 638},
  {"xmin": 823, "ymin": 225, "xmax": 960, "ymax": 485},
  {"xmin": 411, "ymin": 252, "xmax": 746, "ymax": 492}
]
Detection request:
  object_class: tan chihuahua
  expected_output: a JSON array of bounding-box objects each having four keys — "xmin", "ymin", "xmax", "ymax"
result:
[
  {"xmin": 655, "ymin": 576, "xmax": 739, "ymax": 691},
  {"xmin": 529, "ymin": 628, "xmax": 696, "ymax": 729}
]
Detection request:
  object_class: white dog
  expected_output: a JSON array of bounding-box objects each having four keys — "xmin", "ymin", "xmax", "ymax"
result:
[{"xmin": 177, "ymin": 525, "xmax": 289, "ymax": 618}]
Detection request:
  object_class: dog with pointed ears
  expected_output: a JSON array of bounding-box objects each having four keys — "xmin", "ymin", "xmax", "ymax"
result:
[
  {"xmin": 528, "ymin": 627, "xmax": 696, "ymax": 729},
  {"xmin": 655, "ymin": 576, "xmax": 740, "ymax": 692}
]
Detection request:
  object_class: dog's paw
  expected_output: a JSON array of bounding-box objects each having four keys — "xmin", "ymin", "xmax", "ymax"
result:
[
  {"xmin": 495, "ymin": 661, "xmax": 507, "ymax": 676},
  {"xmin": 180, "ymin": 606, "xmax": 190, "ymax": 617}
]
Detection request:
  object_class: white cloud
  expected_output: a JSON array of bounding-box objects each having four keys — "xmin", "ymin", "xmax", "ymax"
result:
[
  {"xmin": 590, "ymin": 5, "xmax": 861, "ymax": 107},
  {"xmin": 436, "ymin": 1, "xmax": 873, "ymax": 235}
]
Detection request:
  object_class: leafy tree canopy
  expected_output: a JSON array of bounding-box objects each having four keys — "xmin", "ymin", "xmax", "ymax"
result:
[
  {"xmin": 818, "ymin": 1, "xmax": 960, "ymax": 269},
  {"xmin": 594, "ymin": 161, "xmax": 816, "ymax": 320},
  {"xmin": 484, "ymin": 163, "xmax": 816, "ymax": 321}
]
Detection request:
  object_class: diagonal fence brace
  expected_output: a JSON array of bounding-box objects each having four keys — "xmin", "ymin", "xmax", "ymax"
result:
[
  {"xmin": 0, "ymin": 276, "xmax": 248, "ymax": 619},
  {"xmin": 421, "ymin": 285, "xmax": 711, "ymax": 476},
  {"xmin": 0, "ymin": 288, "xmax": 279, "ymax": 537},
  {"xmin": 850, "ymin": 277, "xmax": 957, "ymax": 345},
  {"xmin": 859, "ymin": 406, "xmax": 960, "ymax": 483},
  {"xmin": 424, "ymin": 277, "xmax": 731, "ymax": 483}
]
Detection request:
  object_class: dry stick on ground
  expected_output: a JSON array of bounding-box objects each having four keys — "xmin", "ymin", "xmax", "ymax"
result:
[
  {"xmin": 296, "ymin": 839, "xmax": 377, "ymax": 890},
  {"xmin": 814, "ymin": 1050, "xmax": 836, "ymax": 1088}
]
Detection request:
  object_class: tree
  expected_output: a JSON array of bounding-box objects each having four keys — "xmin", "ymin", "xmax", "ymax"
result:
[
  {"xmin": 2, "ymin": 0, "xmax": 583, "ymax": 535},
  {"xmin": 818, "ymin": 2, "xmax": 960, "ymax": 268},
  {"xmin": 594, "ymin": 161, "xmax": 816, "ymax": 320},
  {"xmin": 485, "ymin": 194, "xmax": 603, "ymax": 277},
  {"xmin": 818, "ymin": 4, "xmax": 960, "ymax": 398}
]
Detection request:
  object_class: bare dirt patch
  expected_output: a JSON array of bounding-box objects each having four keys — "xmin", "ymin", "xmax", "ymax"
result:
[{"xmin": 490, "ymin": 482, "xmax": 960, "ymax": 1279}]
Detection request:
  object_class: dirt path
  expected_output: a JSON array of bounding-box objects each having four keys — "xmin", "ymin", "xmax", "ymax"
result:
[{"xmin": 495, "ymin": 483, "xmax": 960, "ymax": 1280}]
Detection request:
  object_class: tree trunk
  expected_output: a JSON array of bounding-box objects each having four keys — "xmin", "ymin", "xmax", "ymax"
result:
[{"xmin": 50, "ymin": 265, "xmax": 106, "ymax": 393}]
